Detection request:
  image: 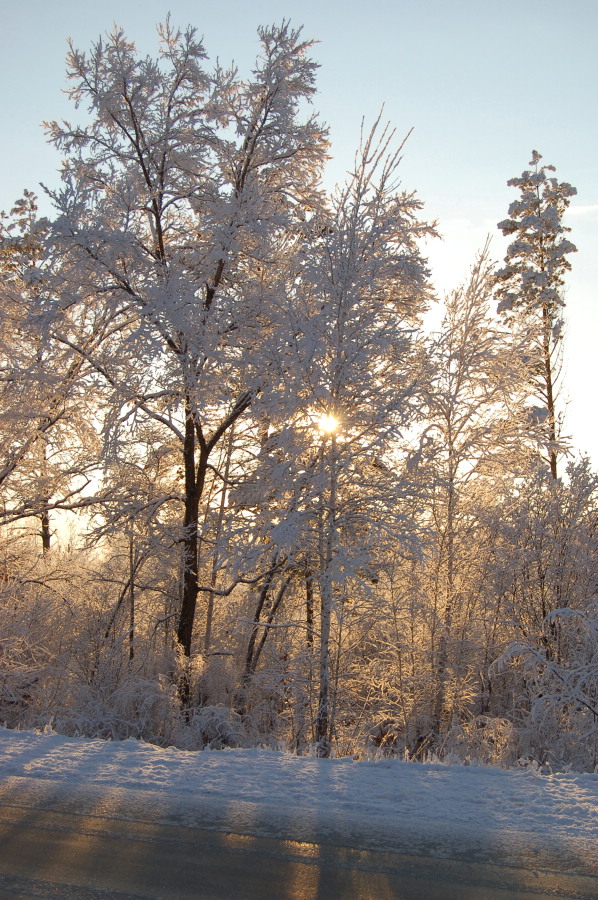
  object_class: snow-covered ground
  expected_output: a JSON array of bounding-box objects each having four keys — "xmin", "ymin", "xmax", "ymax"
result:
[{"xmin": 1, "ymin": 727, "xmax": 597, "ymax": 878}]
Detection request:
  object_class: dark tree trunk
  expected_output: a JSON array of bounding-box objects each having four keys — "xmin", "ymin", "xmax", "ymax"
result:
[
  {"xmin": 40, "ymin": 509, "xmax": 51, "ymax": 553},
  {"xmin": 176, "ymin": 402, "xmax": 209, "ymax": 707},
  {"xmin": 177, "ymin": 406, "xmax": 201, "ymax": 660},
  {"xmin": 176, "ymin": 391, "xmax": 252, "ymax": 705}
]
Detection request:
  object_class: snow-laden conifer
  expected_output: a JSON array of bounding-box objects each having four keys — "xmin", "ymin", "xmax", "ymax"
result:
[{"xmin": 495, "ymin": 151, "xmax": 577, "ymax": 478}]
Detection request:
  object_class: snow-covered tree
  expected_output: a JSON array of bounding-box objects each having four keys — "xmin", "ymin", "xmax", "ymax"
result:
[
  {"xmin": 491, "ymin": 458, "xmax": 598, "ymax": 642},
  {"xmin": 0, "ymin": 192, "xmax": 101, "ymax": 551},
  {"xmin": 302, "ymin": 125, "xmax": 434, "ymax": 757},
  {"xmin": 492, "ymin": 599, "xmax": 598, "ymax": 771},
  {"xmin": 234, "ymin": 120, "xmax": 436, "ymax": 756},
  {"xmin": 44, "ymin": 20, "xmax": 328, "ymax": 683},
  {"xmin": 495, "ymin": 151, "xmax": 577, "ymax": 479},
  {"xmin": 421, "ymin": 246, "xmax": 529, "ymax": 734},
  {"xmin": 359, "ymin": 248, "xmax": 530, "ymax": 755}
]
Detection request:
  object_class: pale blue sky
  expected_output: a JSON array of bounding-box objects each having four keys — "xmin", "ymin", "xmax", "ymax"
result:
[{"xmin": 1, "ymin": 0, "xmax": 597, "ymax": 461}]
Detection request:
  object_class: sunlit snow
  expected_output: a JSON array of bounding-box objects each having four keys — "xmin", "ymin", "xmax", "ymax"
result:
[{"xmin": 1, "ymin": 728, "xmax": 596, "ymax": 876}]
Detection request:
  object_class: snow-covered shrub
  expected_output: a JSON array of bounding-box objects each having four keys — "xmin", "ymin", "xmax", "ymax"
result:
[
  {"xmin": 52, "ymin": 669, "xmax": 180, "ymax": 743},
  {"xmin": 491, "ymin": 605, "xmax": 598, "ymax": 772},
  {"xmin": 278, "ymin": 648, "xmax": 315, "ymax": 754},
  {"xmin": 0, "ymin": 639, "xmax": 43, "ymax": 728},
  {"xmin": 441, "ymin": 716, "xmax": 520, "ymax": 767},
  {"xmin": 236, "ymin": 652, "xmax": 294, "ymax": 748},
  {"xmin": 171, "ymin": 704, "xmax": 246, "ymax": 750},
  {"xmin": 195, "ymin": 653, "xmax": 237, "ymax": 708},
  {"xmin": 0, "ymin": 570, "xmax": 68, "ymax": 730}
]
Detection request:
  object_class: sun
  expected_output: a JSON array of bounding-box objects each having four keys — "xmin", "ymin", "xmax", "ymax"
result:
[{"xmin": 317, "ymin": 412, "xmax": 340, "ymax": 435}]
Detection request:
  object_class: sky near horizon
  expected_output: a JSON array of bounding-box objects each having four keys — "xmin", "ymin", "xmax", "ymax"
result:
[{"xmin": 1, "ymin": 0, "xmax": 597, "ymax": 462}]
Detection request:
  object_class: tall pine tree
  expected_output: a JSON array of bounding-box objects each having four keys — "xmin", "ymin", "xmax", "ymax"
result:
[{"xmin": 495, "ymin": 151, "xmax": 576, "ymax": 479}]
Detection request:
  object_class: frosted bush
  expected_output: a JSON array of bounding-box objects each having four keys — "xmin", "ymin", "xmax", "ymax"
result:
[
  {"xmin": 442, "ymin": 716, "xmax": 520, "ymax": 768},
  {"xmin": 491, "ymin": 605, "xmax": 598, "ymax": 772},
  {"xmin": 171, "ymin": 705, "xmax": 246, "ymax": 751},
  {"xmin": 52, "ymin": 672, "xmax": 180, "ymax": 743}
]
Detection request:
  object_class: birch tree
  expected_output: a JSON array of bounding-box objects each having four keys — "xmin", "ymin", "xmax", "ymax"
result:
[
  {"xmin": 240, "ymin": 121, "xmax": 436, "ymax": 755},
  {"xmin": 424, "ymin": 247, "xmax": 529, "ymax": 733}
]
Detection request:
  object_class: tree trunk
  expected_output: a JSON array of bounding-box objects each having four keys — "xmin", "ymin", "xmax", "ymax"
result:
[
  {"xmin": 433, "ymin": 456, "xmax": 456, "ymax": 732},
  {"xmin": 40, "ymin": 509, "xmax": 51, "ymax": 553},
  {"xmin": 315, "ymin": 436, "xmax": 337, "ymax": 758},
  {"xmin": 177, "ymin": 408, "xmax": 200, "ymax": 659},
  {"xmin": 204, "ymin": 424, "xmax": 235, "ymax": 653},
  {"xmin": 129, "ymin": 537, "xmax": 135, "ymax": 662},
  {"xmin": 176, "ymin": 400, "xmax": 209, "ymax": 707},
  {"xmin": 236, "ymin": 569, "xmax": 277, "ymax": 715},
  {"xmin": 542, "ymin": 301, "xmax": 558, "ymax": 480},
  {"xmin": 175, "ymin": 388, "xmax": 253, "ymax": 708},
  {"xmin": 305, "ymin": 564, "xmax": 315, "ymax": 649}
]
